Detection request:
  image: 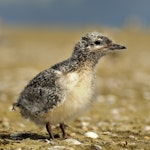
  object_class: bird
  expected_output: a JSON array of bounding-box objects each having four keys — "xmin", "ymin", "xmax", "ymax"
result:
[{"xmin": 13, "ymin": 32, "xmax": 126, "ymax": 139}]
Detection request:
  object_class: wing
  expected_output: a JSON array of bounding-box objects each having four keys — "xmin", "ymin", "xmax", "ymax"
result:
[{"xmin": 14, "ymin": 68, "xmax": 66, "ymax": 115}]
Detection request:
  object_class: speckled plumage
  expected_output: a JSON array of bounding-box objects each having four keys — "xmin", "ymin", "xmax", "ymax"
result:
[{"xmin": 13, "ymin": 32, "xmax": 126, "ymax": 139}]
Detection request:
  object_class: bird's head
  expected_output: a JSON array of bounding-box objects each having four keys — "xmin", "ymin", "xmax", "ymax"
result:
[{"xmin": 73, "ymin": 32, "xmax": 126, "ymax": 59}]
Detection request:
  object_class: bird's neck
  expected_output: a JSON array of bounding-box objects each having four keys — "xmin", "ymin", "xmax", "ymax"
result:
[
  {"xmin": 70, "ymin": 52, "xmax": 101, "ymax": 72},
  {"xmin": 52, "ymin": 51, "xmax": 102, "ymax": 74}
]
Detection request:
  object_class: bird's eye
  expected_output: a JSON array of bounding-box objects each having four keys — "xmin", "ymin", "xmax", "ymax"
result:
[{"xmin": 94, "ymin": 40, "xmax": 102, "ymax": 45}]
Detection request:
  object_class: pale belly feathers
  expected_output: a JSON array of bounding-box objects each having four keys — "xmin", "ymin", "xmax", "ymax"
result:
[{"xmin": 42, "ymin": 71, "xmax": 94, "ymax": 125}]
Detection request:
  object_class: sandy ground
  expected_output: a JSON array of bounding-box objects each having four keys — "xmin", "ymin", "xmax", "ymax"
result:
[{"xmin": 0, "ymin": 26, "xmax": 150, "ymax": 150}]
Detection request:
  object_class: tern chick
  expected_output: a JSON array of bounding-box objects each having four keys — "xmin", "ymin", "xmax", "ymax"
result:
[{"xmin": 13, "ymin": 32, "xmax": 126, "ymax": 139}]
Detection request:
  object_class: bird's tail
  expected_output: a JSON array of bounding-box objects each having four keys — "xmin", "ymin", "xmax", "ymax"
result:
[{"xmin": 12, "ymin": 102, "xmax": 20, "ymax": 111}]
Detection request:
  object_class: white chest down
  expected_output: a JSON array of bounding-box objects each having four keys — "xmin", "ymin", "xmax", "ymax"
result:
[{"xmin": 43, "ymin": 71, "xmax": 95, "ymax": 125}]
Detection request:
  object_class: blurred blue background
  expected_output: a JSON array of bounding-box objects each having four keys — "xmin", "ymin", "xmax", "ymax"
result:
[{"xmin": 0, "ymin": 0, "xmax": 149, "ymax": 27}]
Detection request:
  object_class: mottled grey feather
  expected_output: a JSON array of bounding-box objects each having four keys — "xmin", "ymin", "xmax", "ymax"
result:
[{"xmin": 14, "ymin": 68, "xmax": 66, "ymax": 115}]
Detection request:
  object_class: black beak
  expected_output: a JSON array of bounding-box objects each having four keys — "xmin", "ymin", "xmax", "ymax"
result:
[{"xmin": 109, "ymin": 43, "xmax": 126, "ymax": 50}]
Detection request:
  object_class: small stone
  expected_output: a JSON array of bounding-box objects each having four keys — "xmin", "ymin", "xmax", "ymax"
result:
[
  {"xmin": 144, "ymin": 136, "xmax": 150, "ymax": 140},
  {"xmin": 10, "ymin": 133, "xmax": 20, "ymax": 140},
  {"xmin": 81, "ymin": 121, "xmax": 89, "ymax": 131},
  {"xmin": 143, "ymin": 126, "xmax": 150, "ymax": 131},
  {"xmin": 118, "ymin": 141, "xmax": 128, "ymax": 147},
  {"xmin": 91, "ymin": 125, "xmax": 98, "ymax": 131},
  {"xmin": 130, "ymin": 142, "xmax": 136, "ymax": 146},
  {"xmin": 45, "ymin": 139, "xmax": 51, "ymax": 144},
  {"xmin": 64, "ymin": 138, "xmax": 81, "ymax": 145},
  {"xmin": 16, "ymin": 148, "xmax": 22, "ymax": 150},
  {"xmin": 97, "ymin": 121, "xmax": 109, "ymax": 127},
  {"xmin": 93, "ymin": 144, "xmax": 102, "ymax": 150},
  {"xmin": 82, "ymin": 126, "xmax": 88, "ymax": 131},
  {"xmin": 111, "ymin": 108, "xmax": 119, "ymax": 115},
  {"xmin": 48, "ymin": 146, "xmax": 66, "ymax": 150},
  {"xmin": 81, "ymin": 121, "xmax": 89, "ymax": 127},
  {"xmin": 129, "ymin": 135, "xmax": 137, "ymax": 140},
  {"xmin": 102, "ymin": 131, "xmax": 111, "ymax": 135},
  {"xmin": 84, "ymin": 131, "xmax": 98, "ymax": 139},
  {"xmin": 70, "ymin": 132, "xmax": 76, "ymax": 137},
  {"xmin": 19, "ymin": 123, "xmax": 25, "ymax": 128},
  {"xmin": 111, "ymin": 133, "xmax": 118, "ymax": 137}
]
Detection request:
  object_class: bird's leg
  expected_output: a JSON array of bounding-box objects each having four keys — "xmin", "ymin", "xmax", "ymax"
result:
[
  {"xmin": 46, "ymin": 122, "xmax": 54, "ymax": 139},
  {"xmin": 60, "ymin": 122, "xmax": 67, "ymax": 139}
]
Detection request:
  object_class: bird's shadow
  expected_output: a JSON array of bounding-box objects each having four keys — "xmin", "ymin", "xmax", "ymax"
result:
[{"xmin": 0, "ymin": 132, "xmax": 47, "ymax": 141}]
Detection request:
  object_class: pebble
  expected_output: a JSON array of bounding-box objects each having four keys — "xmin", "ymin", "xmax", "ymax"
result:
[
  {"xmin": 143, "ymin": 126, "xmax": 150, "ymax": 131},
  {"xmin": 129, "ymin": 135, "xmax": 137, "ymax": 140},
  {"xmin": 111, "ymin": 133, "xmax": 118, "ymax": 137},
  {"xmin": 129, "ymin": 142, "xmax": 136, "ymax": 147},
  {"xmin": 118, "ymin": 141, "xmax": 128, "ymax": 147},
  {"xmin": 111, "ymin": 108, "xmax": 119, "ymax": 115},
  {"xmin": 45, "ymin": 139, "xmax": 50, "ymax": 144},
  {"xmin": 102, "ymin": 131, "xmax": 111, "ymax": 135},
  {"xmin": 16, "ymin": 148, "xmax": 22, "ymax": 150},
  {"xmin": 84, "ymin": 131, "xmax": 98, "ymax": 139},
  {"xmin": 93, "ymin": 145, "xmax": 102, "ymax": 150},
  {"xmin": 97, "ymin": 121, "xmax": 109, "ymax": 127},
  {"xmin": 10, "ymin": 133, "xmax": 20, "ymax": 140},
  {"xmin": 144, "ymin": 136, "xmax": 150, "ymax": 140},
  {"xmin": 19, "ymin": 123, "xmax": 25, "ymax": 128},
  {"xmin": 81, "ymin": 121, "xmax": 90, "ymax": 131},
  {"xmin": 64, "ymin": 138, "xmax": 81, "ymax": 145},
  {"xmin": 48, "ymin": 146, "xmax": 66, "ymax": 150},
  {"xmin": 81, "ymin": 121, "xmax": 89, "ymax": 128}
]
